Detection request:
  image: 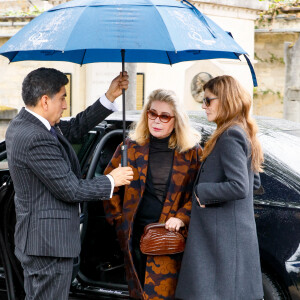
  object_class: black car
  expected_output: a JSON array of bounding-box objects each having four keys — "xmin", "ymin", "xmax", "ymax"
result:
[{"xmin": 0, "ymin": 111, "xmax": 299, "ymax": 300}]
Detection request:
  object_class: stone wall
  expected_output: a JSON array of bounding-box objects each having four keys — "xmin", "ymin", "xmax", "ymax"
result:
[
  {"xmin": 0, "ymin": 0, "xmax": 52, "ymax": 13},
  {"xmin": 284, "ymin": 39, "xmax": 300, "ymax": 123},
  {"xmin": 253, "ymin": 32, "xmax": 299, "ymax": 118},
  {"xmin": 0, "ymin": 107, "xmax": 17, "ymax": 140},
  {"xmin": 0, "ymin": 0, "xmax": 28, "ymax": 12},
  {"xmin": 254, "ymin": 12, "xmax": 300, "ymax": 121}
]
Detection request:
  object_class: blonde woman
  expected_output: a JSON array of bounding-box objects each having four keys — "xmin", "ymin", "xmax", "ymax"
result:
[
  {"xmin": 103, "ymin": 89, "xmax": 202, "ymax": 300},
  {"xmin": 176, "ymin": 76, "xmax": 264, "ymax": 300}
]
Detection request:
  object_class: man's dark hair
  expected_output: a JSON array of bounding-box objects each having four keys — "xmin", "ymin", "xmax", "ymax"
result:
[{"xmin": 22, "ymin": 67, "xmax": 69, "ymax": 106}]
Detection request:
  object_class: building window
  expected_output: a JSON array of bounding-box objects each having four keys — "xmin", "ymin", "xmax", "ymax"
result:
[
  {"xmin": 62, "ymin": 73, "xmax": 72, "ymax": 117},
  {"xmin": 136, "ymin": 73, "xmax": 144, "ymax": 110}
]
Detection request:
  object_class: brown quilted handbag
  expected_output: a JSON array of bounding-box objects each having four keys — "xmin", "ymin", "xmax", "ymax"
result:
[{"xmin": 140, "ymin": 223, "xmax": 185, "ymax": 255}]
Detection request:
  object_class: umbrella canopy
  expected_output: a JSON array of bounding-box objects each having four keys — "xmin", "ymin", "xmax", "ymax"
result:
[
  {"xmin": 0, "ymin": 0, "xmax": 257, "ymax": 165},
  {"xmin": 0, "ymin": 0, "xmax": 256, "ymax": 85}
]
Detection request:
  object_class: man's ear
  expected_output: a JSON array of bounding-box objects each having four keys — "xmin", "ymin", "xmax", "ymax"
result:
[{"xmin": 40, "ymin": 95, "xmax": 49, "ymax": 111}]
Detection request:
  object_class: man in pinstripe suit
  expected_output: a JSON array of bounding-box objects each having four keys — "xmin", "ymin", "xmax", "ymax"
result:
[{"xmin": 5, "ymin": 67, "xmax": 133, "ymax": 300}]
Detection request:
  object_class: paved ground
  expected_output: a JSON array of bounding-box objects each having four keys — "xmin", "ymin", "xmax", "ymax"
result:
[
  {"xmin": 0, "ymin": 293, "xmax": 108, "ymax": 300},
  {"xmin": 0, "ymin": 291, "xmax": 117, "ymax": 300}
]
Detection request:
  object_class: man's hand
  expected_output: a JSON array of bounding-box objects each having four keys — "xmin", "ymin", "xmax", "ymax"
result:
[
  {"xmin": 109, "ymin": 165, "xmax": 133, "ymax": 187},
  {"xmin": 165, "ymin": 217, "xmax": 184, "ymax": 232},
  {"xmin": 105, "ymin": 72, "xmax": 129, "ymax": 102}
]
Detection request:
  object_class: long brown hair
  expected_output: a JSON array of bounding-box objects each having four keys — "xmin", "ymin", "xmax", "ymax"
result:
[
  {"xmin": 129, "ymin": 89, "xmax": 201, "ymax": 152},
  {"xmin": 201, "ymin": 75, "xmax": 264, "ymax": 172}
]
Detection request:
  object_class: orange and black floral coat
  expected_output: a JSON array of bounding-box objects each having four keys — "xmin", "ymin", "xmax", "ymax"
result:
[{"xmin": 103, "ymin": 138, "xmax": 202, "ymax": 300}]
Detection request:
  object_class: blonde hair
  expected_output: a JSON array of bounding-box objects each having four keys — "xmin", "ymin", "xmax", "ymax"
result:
[
  {"xmin": 129, "ymin": 89, "xmax": 201, "ymax": 152},
  {"xmin": 201, "ymin": 75, "xmax": 264, "ymax": 172}
]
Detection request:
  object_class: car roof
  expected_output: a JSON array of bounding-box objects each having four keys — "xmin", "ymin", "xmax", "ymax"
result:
[
  {"xmin": 106, "ymin": 110, "xmax": 300, "ymax": 132},
  {"xmin": 106, "ymin": 110, "xmax": 300, "ymax": 138}
]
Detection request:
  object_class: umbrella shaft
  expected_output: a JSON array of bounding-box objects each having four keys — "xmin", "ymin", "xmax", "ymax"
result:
[
  {"xmin": 121, "ymin": 49, "xmax": 127, "ymax": 166},
  {"xmin": 122, "ymin": 88, "xmax": 126, "ymax": 143},
  {"xmin": 121, "ymin": 49, "xmax": 126, "ymax": 144}
]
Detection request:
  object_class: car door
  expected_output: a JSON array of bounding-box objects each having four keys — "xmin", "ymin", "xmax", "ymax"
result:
[
  {"xmin": 0, "ymin": 140, "xmax": 25, "ymax": 300},
  {"xmin": 0, "ymin": 128, "xmax": 103, "ymax": 300},
  {"xmin": 254, "ymin": 162, "xmax": 300, "ymax": 299}
]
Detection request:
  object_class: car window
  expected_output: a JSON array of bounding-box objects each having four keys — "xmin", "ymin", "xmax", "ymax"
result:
[
  {"xmin": 0, "ymin": 149, "xmax": 8, "ymax": 170},
  {"xmin": 0, "ymin": 143, "xmax": 10, "ymax": 187},
  {"xmin": 72, "ymin": 132, "xmax": 96, "ymax": 155},
  {"xmin": 254, "ymin": 171, "xmax": 300, "ymax": 204},
  {"xmin": 71, "ymin": 131, "xmax": 99, "ymax": 167},
  {"xmin": 94, "ymin": 135, "xmax": 121, "ymax": 177},
  {"xmin": 0, "ymin": 160, "xmax": 8, "ymax": 170}
]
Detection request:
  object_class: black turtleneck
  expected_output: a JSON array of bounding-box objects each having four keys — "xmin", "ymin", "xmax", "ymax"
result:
[
  {"xmin": 149, "ymin": 134, "xmax": 174, "ymax": 202},
  {"xmin": 134, "ymin": 134, "xmax": 174, "ymax": 227}
]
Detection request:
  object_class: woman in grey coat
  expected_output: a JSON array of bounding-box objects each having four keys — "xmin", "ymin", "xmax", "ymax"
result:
[{"xmin": 176, "ymin": 75, "xmax": 264, "ymax": 300}]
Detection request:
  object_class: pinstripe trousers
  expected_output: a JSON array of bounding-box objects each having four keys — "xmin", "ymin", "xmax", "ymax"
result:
[{"xmin": 15, "ymin": 247, "xmax": 73, "ymax": 300}]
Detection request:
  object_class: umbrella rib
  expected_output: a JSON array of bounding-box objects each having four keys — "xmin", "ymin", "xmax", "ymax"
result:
[
  {"xmin": 233, "ymin": 52, "xmax": 241, "ymax": 61},
  {"xmin": 62, "ymin": 5, "xmax": 90, "ymax": 59},
  {"xmin": 166, "ymin": 51, "xmax": 172, "ymax": 66},
  {"xmin": 80, "ymin": 49, "xmax": 87, "ymax": 66},
  {"xmin": 8, "ymin": 51, "xmax": 19, "ymax": 63},
  {"xmin": 243, "ymin": 54, "xmax": 257, "ymax": 87},
  {"xmin": 147, "ymin": 0, "xmax": 176, "ymax": 54},
  {"xmin": 182, "ymin": 0, "xmax": 216, "ymax": 38}
]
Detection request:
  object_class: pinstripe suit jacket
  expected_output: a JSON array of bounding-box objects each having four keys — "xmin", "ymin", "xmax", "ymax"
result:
[{"xmin": 6, "ymin": 100, "xmax": 112, "ymax": 258}]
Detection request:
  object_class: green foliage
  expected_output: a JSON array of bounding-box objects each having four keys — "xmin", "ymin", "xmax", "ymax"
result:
[
  {"xmin": 258, "ymin": 0, "xmax": 300, "ymax": 22},
  {"xmin": 253, "ymin": 88, "xmax": 283, "ymax": 99},
  {"xmin": 254, "ymin": 52, "xmax": 284, "ymax": 64},
  {"xmin": 260, "ymin": 0, "xmax": 300, "ymax": 3},
  {"xmin": 0, "ymin": 7, "xmax": 43, "ymax": 17}
]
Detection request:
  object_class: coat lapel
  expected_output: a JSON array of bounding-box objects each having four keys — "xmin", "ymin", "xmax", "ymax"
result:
[
  {"xmin": 133, "ymin": 141, "xmax": 149, "ymax": 199},
  {"xmin": 56, "ymin": 128, "xmax": 81, "ymax": 178},
  {"xmin": 160, "ymin": 149, "xmax": 193, "ymax": 222},
  {"xmin": 193, "ymin": 158, "xmax": 206, "ymax": 188},
  {"xmin": 21, "ymin": 108, "xmax": 49, "ymax": 133}
]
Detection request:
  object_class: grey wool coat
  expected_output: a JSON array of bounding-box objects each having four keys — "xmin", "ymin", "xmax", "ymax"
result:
[
  {"xmin": 6, "ymin": 100, "xmax": 112, "ymax": 258},
  {"xmin": 175, "ymin": 126, "xmax": 263, "ymax": 300}
]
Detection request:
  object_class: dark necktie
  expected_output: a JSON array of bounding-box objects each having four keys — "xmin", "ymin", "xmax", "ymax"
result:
[{"xmin": 50, "ymin": 126, "xmax": 58, "ymax": 139}]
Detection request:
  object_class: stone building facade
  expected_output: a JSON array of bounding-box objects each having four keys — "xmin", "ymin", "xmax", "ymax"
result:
[{"xmin": 254, "ymin": 9, "xmax": 300, "ymax": 121}]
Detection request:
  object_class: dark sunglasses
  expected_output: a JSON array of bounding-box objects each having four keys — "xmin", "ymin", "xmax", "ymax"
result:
[
  {"xmin": 203, "ymin": 97, "xmax": 218, "ymax": 107},
  {"xmin": 147, "ymin": 110, "xmax": 175, "ymax": 123}
]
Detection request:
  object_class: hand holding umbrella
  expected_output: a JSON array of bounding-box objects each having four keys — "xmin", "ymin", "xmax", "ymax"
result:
[{"xmin": 105, "ymin": 71, "xmax": 129, "ymax": 103}]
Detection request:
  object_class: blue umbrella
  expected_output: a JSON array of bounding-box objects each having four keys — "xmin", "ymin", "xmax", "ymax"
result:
[
  {"xmin": 0, "ymin": 0, "xmax": 257, "ymax": 164},
  {"xmin": 0, "ymin": 0, "xmax": 255, "ymax": 68}
]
